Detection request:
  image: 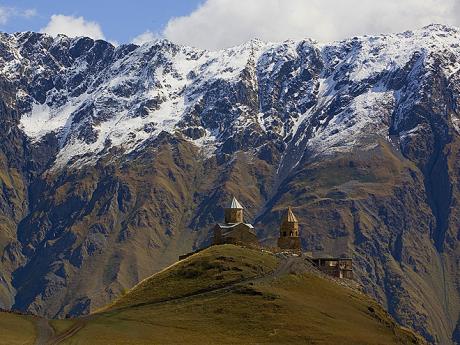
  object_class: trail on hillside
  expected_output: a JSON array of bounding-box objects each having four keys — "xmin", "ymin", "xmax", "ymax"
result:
[
  {"xmin": 34, "ymin": 318, "xmax": 89, "ymax": 345},
  {"xmin": 47, "ymin": 320, "xmax": 87, "ymax": 345},
  {"xmin": 34, "ymin": 318, "xmax": 55, "ymax": 345}
]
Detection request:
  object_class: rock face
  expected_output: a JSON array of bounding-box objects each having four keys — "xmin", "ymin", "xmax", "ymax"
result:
[{"xmin": 0, "ymin": 24, "xmax": 459, "ymax": 344}]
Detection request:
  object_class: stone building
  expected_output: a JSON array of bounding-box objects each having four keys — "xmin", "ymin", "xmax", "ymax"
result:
[
  {"xmin": 277, "ymin": 207, "xmax": 301, "ymax": 250},
  {"xmin": 213, "ymin": 197, "xmax": 259, "ymax": 247},
  {"xmin": 311, "ymin": 257, "xmax": 353, "ymax": 279}
]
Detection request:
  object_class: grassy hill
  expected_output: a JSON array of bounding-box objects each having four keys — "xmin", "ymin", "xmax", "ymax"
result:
[
  {"xmin": 40, "ymin": 244, "xmax": 425, "ymax": 345},
  {"xmin": 0, "ymin": 311, "xmax": 36, "ymax": 345}
]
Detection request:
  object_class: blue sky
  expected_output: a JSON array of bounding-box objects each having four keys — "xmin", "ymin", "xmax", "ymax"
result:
[
  {"xmin": 0, "ymin": 0, "xmax": 203, "ymax": 43},
  {"xmin": 0, "ymin": 0, "xmax": 457, "ymax": 50}
]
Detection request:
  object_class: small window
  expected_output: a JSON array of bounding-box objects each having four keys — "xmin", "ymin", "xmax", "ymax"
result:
[
  {"xmin": 290, "ymin": 232, "xmax": 293, "ymax": 236},
  {"xmin": 283, "ymin": 232, "xmax": 286, "ymax": 236}
]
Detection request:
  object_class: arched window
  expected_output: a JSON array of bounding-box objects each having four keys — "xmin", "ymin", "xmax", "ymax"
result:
[
  {"xmin": 290, "ymin": 231, "xmax": 293, "ymax": 236},
  {"xmin": 283, "ymin": 232, "xmax": 286, "ymax": 236}
]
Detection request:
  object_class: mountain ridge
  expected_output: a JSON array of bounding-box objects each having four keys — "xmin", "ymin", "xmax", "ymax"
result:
[{"xmin": 4, "ymin": 24, "xmax": 459, "ymax": 169}]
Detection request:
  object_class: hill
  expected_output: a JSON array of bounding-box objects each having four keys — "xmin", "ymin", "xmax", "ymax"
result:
[
  {"xmin": 38, "ymin": 245, "xmax": 425, "ymax": 345},
  {"xmin": 0, "ymin": 311, "xmax": 36, "ymax": 345}
]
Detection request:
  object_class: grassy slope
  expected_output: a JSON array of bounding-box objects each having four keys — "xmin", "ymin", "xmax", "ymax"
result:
[
  {"xmin": 0, "ymin": 312, "xmax": 36, "ymax": 345},
  {"xmin": 52, "ymin": 245, "xmax": 424, "ymax": 345}
]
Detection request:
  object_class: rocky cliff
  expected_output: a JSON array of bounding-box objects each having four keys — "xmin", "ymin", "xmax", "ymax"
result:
[{"xmin": 0, "ymin": 24, "xmax": 459, "ymax": 344}]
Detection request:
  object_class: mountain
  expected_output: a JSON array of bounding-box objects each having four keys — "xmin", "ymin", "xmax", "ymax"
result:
[
  {"xmin": 0, "ymin": 24, "xmax": 459, "ymax": 344},
  {"xmin": 1, "ymin": 245, "xmax": 425, "ymax": 345}
]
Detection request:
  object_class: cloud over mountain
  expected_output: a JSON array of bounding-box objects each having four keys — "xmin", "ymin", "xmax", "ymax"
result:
[
  {"xmin": 41, "ymin": 14, "xmax": 105, "ymax": 40},
  {"xmin": 163, "ymin": 0, "xmax": 459, "ymax": 49},
  {"xmin": 131, "ymin": 30, "xmax": 160, "ymax": 45}
]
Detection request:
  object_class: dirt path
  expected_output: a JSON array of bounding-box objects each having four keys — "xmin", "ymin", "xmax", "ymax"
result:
[
  {"xmin": 34, "ymin": 318, "xmax": 55, "ymax": 345},
  {"xmin": 47, "ymin": 319, "xmax": 87, "ymax": 345}
]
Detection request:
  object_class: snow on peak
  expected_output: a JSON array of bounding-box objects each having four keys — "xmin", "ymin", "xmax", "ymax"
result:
[
  {"xmin": 14, "ymin": 32, "xmax": 273, "ymax": 167},
  {"xmin": 5, "ymin": 25, "xmax": 460, "ymax": 168}
]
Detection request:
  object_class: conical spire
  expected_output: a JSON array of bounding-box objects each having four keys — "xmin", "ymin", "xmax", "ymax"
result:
[
  {"xmin": 282, "ymin": 207, "xmax": 298, "ymax": 223},
  {"xmin": 278, "ymin": 206, "xmax": 300, "ymax": 249},
  {"xmin": 229, "ymin": 196, "xmax": 243, "ymax": 209}
]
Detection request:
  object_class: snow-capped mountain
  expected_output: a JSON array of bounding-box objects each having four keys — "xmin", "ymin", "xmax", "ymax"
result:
[
  {"xmin": 4, "ymin": 24, "xmax": 459, "ymax": 169},
  {"xmin": 1, "ymin": 24, "xmax": 460, "ymax": 344}
]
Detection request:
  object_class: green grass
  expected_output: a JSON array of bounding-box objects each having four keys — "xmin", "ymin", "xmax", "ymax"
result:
[
  {"xmin": 101, "ymin": 244, "xmax": 279, "ymax": 311},
  {"xmin": 54, "ymin": 245, "xmax": 423, "ymax": 345},
  {"xmin": 0, "ymin": 312, "xmax": 36, "ymax": 345}
]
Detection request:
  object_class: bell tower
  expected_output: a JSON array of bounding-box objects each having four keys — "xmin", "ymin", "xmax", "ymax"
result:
[
  {"xmin": 278, "ymin": 207, "xmax": 301, "ymax": 250},
  {"xmin": 224, "ymin": 197, "xmax": 244, "ymax": 223}
]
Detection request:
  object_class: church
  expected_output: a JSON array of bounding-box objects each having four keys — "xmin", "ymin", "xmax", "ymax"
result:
[
  {"xmin": 213, "ymin": 197, "xmax": 301, "ymax": 251},
  {"xmin": 183, "ymin": 196, "xmax": 353, "ymax": 280},
  {"xmin": 212, "ymin": 197, "xmax": 259, "ymax": 247},
  {"xmin": 277, "ymin": 207, "xmax": 301, "ymax": 250}
]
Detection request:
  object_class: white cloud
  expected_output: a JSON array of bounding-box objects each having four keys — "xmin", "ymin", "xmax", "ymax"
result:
[
  {"xmin": 22, "ymin": 9, "xmax": 37, "ymax": 18},
  {"xmin": 163, "ymin": 0, "xmax": 460, "ymax": 50},
  {"xmin": 41, "ymin": 14, "xmax": 105, "ymax": 40},
  {"xmin": 0, "ymin": 7, "xmax": 10, "ymax": 24},
  {"xmin": 0, "ymin": 6, "xmax": 36, "ymax": 25},
  {"xmin": 131, "ymin": 30, "xmax": 160, "ymax": 45}
]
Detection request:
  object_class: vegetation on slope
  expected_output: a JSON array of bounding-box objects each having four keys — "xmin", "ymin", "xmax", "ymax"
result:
[
  {"xmin": 47, "ymin": 245, "xmax": 425, "ymax": 345},
  {"xmin": 0, "ymin": 311, "xmax": 36, "ymax": 345},
  {"xmin": 103, "ymin": 244, "xmax": 278, "ymax": 311}
]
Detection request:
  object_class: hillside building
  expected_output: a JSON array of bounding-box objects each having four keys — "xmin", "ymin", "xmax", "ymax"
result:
[
  {"xmin": 277, "ymin": 207, "xmax": 301, "ymax": 251},
  {"xmin": 213, "ymin": 197, "xmax": 259, "ymax": 247},
  {"xmin": 311, "ymin": 257, "xmax": 353, "ymax": 279}
]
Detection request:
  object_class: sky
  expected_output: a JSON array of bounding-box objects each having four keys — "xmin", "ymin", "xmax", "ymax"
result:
[{"xmin": 0, "ymin": 0, "xmax": 459, "ymax": 50}]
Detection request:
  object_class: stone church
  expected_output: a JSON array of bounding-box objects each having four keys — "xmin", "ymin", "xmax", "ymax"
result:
[
  {"xmin": 213, "ymin": 197, "xmax": 259, "ymax": 247},
  {"xmin": 277, "ymin": 207, "xmax": 301, "ymax": 250},
  {"xmin": 203, "ymin": 198, "xmax": 353, "ymax": 279},
  {"xmin": 213, "ymin": 197, "xmax": 301, "ymax": 251}
]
